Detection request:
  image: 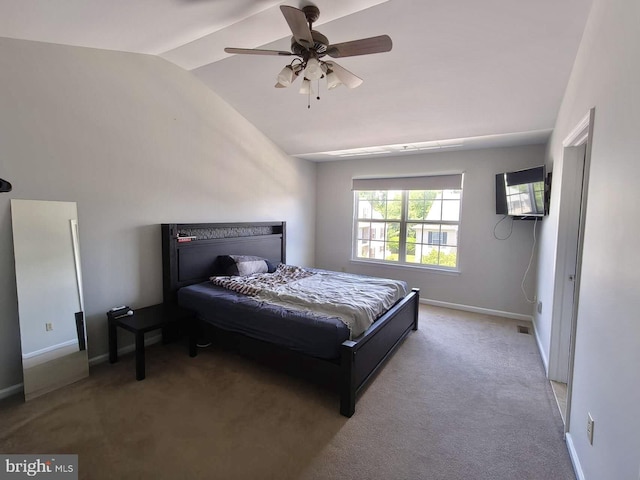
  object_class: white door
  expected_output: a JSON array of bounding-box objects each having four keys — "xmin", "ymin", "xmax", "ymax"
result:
[{"xmin": 550, "ymin": 145, "xmax": 586, "ymax": 382}]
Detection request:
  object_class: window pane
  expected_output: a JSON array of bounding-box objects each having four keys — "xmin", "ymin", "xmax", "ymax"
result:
[
  {"xmin": 443, "ymin": 225, "xmax": 458, "ymax": 246},
  {"xmin": 409, "ymin": 191, "xmax": 427, "ymax": 201},
  {"xmin": 388, "ymin": 191, "xmax": 403, "ymax": 201},
  {"xmin": 441, "ymin": 199, "xmax": 460, "ymax": 221},
  {"xmin": 369, "ymin": 241, "xmax": 385, "ymax": 259},
  {"xmin": 357, "ymin": 199, "xmax": 372, "ymax": 219},
  {"xmin": 363, "ymin": 191, "xmax": 387, "ymax": 220},
  {"xmin": 426, "ymin": 227, "xmax": 441, "ymax": 245},
  {"xmin": 385, "ymin": 222, "xmax": 401, "ymax": 243},
  {"xmin": 407, "ymin": 200, "xmax": 425, "ymax": 220},
  {"xmin": 408, "ymin": 191, "xmax": 427, "ymax": 220},
  {"xmin": 370, "ymin": 221, "xmax": 386, "ymax": 241},
  {"xmin": 421, "ymin": 245, "xmax": 440, "ymax": 265},
  {"xmin": 371, "ymin": 202, "xmax": 388, "ymax": 220},
  {"xmin": 425, "ymin": 224, "xmax": 458, "ymax": 247},
  {"xmin": 428, "ymin": 231, "xmax": 443, "ymax": 245},
  {"xmin": 406, "ymin": 223, "xmax": 422, "ymax": 243},
  {"xmin": 357, "ymin": 240, "xmax": 370, "ymax": 258},
  {"xmin": 357, "ymin": 221, "xmax": 371, "ymax": 240},
  {"xmin": 406, "ymin": 243, "xmax": 423, "ymax": 264},
  {"xmin": 386, "ymin": 200, "xmax": 402, "ymax": 219},
  {"xmin": 357, "ymin": 192, "xmax": 373, "ymax": 220},
  {"xmin": 385, "ymin": 242, "xmax": 399, "ymax": 261},
  {"xmin": 426, "ymin": 199, "xmax": 442, "ymax": 221},
  {"xmin": 439, "ymin": 246, "xmax": 457, "ymax": 268}
]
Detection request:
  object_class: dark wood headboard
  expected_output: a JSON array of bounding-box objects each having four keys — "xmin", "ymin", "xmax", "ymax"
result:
[{"xmin": 161, "ymin": 222, "xmax": 286, "ymax": 303}]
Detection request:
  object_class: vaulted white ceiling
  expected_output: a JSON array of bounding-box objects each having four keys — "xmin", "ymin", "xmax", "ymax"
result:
[{"xmin": 0, "ymin": 0, "xmax": 592, "ymax": 160}]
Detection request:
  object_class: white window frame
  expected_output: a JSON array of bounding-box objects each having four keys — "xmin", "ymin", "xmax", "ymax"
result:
[{"xmin": 351, "ymin": 174, "xmax": 463, "ymax": 271}]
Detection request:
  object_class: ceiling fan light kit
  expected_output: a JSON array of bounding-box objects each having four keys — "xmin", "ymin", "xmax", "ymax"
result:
[
  {"xmin": 303, "ymin": 56, "xmax": 323, "ymax": 81},
  {"xmin": 325, "ymin": 69, "xmax": 341, "ymax": 90},
  {"xmin": 276, "ymin": 64, "xmax": 298, "ymax": 87},
  {"xmin": 224, "ymin": 3, "xmax": 392, "ymax": 107},
  {"xmin": 299, "ymin": 78, "xmax": 313, "ymax": 95}
]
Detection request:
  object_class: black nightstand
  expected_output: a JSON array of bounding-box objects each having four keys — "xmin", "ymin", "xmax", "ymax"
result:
[{"xmin": 108, "ymin": 303, "xmax": 196, "ymax": 380}]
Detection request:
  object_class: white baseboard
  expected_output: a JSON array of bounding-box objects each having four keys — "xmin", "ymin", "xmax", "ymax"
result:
[
  {"xmin": 531, "ymin": 317, "xmax": 549, "ymax": 373},
  {"xmin": 22, "ymin": 338, "xmax": 79, "ymax": 360},
  {"xmin": 421, "ymin": 298, "xmax": 534, "ymax": 323},
  {"xmin": 0, "ymin": 382, "xmax": 24, "ymax": 400},
  {"xmin": 565, "ymin": 433, "xmax": 585, "ymax": 480},
  {"xmin": 0, "ymin": 334, "xmax": 163, "ymax": 399},
  {"xmin": 88, "ymin": 334, "xmax": 162, "ymax": 366}
]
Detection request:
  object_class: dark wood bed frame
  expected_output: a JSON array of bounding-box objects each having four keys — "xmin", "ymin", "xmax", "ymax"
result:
[{"xmin": 161, "ymin": 221, "xmax": 419, "ymax": 417}]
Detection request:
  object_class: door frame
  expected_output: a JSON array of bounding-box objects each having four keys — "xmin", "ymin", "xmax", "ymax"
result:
[{"xmin": 549, "ymin": 107, "xmax": 594, "ymax": 433}]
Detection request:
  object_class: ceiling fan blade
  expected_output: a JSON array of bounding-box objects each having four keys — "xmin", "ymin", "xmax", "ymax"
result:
[
  {"xmin": 275, "ymin": 82, "xmax": 287, "ymax": 88},
  {"xmin": 326, "ymin": 62, "xmax": 363, "ymax": 89},
  {"xmin": 225, "ymin": 47, "xmax": 293, "ymax": 56},
  {"xmin": 326, "ymin": 35, "xmax": 392, "ymax": 58},
  {"xmin": 280, "ymin": 5, "xmax": 314, "ymax": 49}
]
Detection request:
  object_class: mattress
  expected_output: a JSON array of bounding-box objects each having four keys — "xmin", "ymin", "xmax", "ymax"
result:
[
  {"xmin": 210, "ymin": 264, "xmax": 409, "ymax": 338},
  {"xmin": 177, "ymin": 281, "xmax": 351, "ymax": 359}
]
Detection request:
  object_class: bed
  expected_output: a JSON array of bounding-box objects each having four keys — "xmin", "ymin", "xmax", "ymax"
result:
[{"xmin": 161, "ymin": 222, "xmax": 419, "ymax": 417}]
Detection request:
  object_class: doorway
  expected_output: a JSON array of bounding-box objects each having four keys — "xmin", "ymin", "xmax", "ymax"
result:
[{"xmin": 548, "ymin": 108, "xmax": 594, "ymax": 432}]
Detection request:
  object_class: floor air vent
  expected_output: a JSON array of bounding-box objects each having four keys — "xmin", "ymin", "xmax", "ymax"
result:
[{"xmin": 517, "ymin": 325, "xmax": 531, "ymax": 334}]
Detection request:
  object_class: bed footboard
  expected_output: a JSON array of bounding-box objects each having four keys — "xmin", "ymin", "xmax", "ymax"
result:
[{"xmin": 340, "ymin": 288, "xmax": 419, "ymax": 417}]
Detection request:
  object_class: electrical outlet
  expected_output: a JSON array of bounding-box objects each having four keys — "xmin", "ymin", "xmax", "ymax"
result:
[
  {"xmin": 45, "ymin": 323, "xmax": 53, "ymax": 331},
  {"xmin": 587, "ymin": 413, "xmax": 594, "ymax": 445}
]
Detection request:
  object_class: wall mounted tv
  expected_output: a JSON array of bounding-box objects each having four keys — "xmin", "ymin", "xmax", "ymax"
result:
[{"xmin": 495, "ymin": 165, "xmax": 548, "ymax": 219}]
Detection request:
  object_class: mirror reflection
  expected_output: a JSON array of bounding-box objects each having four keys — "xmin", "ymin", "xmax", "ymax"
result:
[{"xmin": 11, "ymin": 199, "xmax": 89, "ymax": 401}]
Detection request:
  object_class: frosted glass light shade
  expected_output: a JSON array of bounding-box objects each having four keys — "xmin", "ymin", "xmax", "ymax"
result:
[
  {"xmin": 299, "ymin": 78, "xmax": 313, "ymax": 94},
  {"xmin": 304, "ymin": 57, "xmax": 323, "ymax": 80},
  {"xmin": 326, "ymin": 70, "xmax": 342, "ymax": 89},
  {"xmin": 276, "ymin": 65, "xmax": 296, "ymax": 87}
]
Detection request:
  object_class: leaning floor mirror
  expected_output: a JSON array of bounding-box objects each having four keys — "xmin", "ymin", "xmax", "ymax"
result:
[{"xmin": 11, "ymin": 199, "xmax": 89, "ymax": 401}]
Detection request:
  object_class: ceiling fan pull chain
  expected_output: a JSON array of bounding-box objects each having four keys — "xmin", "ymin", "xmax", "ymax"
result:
[{"xmin": 308, "ymin": 90, "xmax": 311, "ymax": 109}]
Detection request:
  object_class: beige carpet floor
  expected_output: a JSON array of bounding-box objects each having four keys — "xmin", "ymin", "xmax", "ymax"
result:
[{"xmin": 0, "ymin": 305, "xmax": 575, "ymax": 479}]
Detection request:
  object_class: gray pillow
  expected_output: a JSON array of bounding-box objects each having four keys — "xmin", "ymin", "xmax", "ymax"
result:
[{"xmin": 219, "ymin": 255, "xmax": 269, "ymax": 276}]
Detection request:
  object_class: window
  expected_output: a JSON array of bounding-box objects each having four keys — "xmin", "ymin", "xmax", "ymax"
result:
[
  {"xmin": 427, "ymin": 231, "xmax": 448, "ymax": 245},
  {"xmin": 353, "ymin": 174, "xmax": 463, "ymax": 269}
]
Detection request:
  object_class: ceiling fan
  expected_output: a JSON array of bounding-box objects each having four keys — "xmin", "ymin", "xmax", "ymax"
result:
[{"xmin": 224, "ymin": 4, "xmax": 392, "ymax": 105}]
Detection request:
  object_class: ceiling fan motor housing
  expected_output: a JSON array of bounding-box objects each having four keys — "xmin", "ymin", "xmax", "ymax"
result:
[{"xmin": 291, "ymin": 30, "xmax": 329, "ymax": 57}]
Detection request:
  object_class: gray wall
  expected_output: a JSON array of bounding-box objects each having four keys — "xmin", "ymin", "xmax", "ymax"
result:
[
  {"xmin": 0, "ymin": 37, "xmax": 316, "ymax": 392},
  {"xmin": 315, "ymin": 145, "xmax": 545, "ymax": 317},
  {"xmin": 534, "ymin": 0, "xmax": 640, "ymax": 477}
]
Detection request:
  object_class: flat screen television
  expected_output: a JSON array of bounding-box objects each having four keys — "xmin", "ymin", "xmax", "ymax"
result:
[{"xmin": 495, "ymin": 165, "xmax": 547, "ymax": 219}]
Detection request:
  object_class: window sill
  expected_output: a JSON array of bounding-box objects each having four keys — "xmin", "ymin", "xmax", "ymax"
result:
[{"xmin": 349, "ymin": 258, "xmax": 461, "ymax": 275}]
